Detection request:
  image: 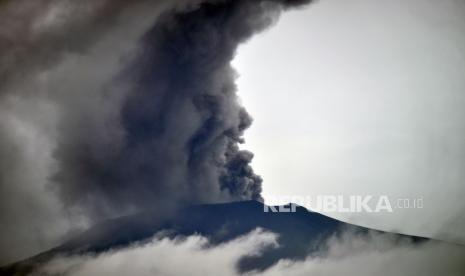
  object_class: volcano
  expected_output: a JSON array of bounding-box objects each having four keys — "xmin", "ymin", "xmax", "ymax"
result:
[{"xmin": 0, "ymin": 200, "xmax": 428, "ymax": 275}]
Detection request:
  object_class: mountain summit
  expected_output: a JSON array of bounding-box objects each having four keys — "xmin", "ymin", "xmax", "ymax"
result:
[{"xmin": 1, "ymin": 200, "xmax": 427, "ymax": 275}]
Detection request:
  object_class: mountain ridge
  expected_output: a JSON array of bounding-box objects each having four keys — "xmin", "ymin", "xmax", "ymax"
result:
[{"xmin": 0, "ymin": 200, "xmax": 430, "ymax": 275}]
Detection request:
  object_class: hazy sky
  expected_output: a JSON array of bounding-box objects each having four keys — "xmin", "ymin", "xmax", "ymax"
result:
[{"xmin": 233, "ymin": 0, "xmax": 465, "ymax": 241}]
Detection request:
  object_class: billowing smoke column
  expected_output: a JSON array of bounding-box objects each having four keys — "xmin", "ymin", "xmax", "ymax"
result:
[
  {"xmin": 54, "ymin": 0, "xmax": 312, "ymax": 218},
  {"xmin": 0, "ymin": 0, "xmax": 311, "ymax": 263}
]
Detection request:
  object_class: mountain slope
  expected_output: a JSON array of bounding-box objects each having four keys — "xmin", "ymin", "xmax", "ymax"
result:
[{"xmin": 1, "ymin": 200, "xmax": 428, "ymax": 275}]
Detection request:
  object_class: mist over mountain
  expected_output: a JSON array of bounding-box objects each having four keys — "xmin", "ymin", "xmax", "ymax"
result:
[{"xmin": 1, "ymin": 200, "xmax": 443, "ymax": 275}]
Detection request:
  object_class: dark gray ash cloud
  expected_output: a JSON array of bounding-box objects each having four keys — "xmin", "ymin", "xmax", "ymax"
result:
[
  {"xmin": 52, "ymin": 0, "xmax": 314, "ymax": 219},
  {"xmin": 0, "ymin": 0, "xmax": 312, "ymax": 264}
]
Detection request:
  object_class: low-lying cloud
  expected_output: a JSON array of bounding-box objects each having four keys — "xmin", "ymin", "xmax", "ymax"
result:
[{"xmin": 30, "ymin": 229, "xmax": 465, "ymax": 276}]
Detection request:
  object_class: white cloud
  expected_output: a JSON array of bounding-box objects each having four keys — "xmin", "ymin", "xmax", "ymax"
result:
[
  {"xmin": 261, "ymin": 231, "xmax": 465, "ymax": 276},
  {"xmin": 32, "ymin": 229, "xmax": 277, "ymax": 276},
  {"xmin": 31, "ymin": 229, "xmax": 465, "ymax": 276}
]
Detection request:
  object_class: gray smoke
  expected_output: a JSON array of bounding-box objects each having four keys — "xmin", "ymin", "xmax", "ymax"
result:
[
  {"xmin": 0, "ymin": 0, "xmax": 312, "ymax": 263},
  {"xmin": 51, "ymin": 0, "xmax": 314, "ymax": 219}
]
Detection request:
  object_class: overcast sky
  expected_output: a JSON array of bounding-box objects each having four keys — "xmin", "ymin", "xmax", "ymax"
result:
[{"xmin": 233, "ymin": 0, "xmax": 465, "ymax": 242}]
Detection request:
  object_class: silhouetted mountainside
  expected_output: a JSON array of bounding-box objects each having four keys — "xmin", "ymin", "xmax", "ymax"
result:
[{"xmin": 1, "ymin": 200, "xmax": 427, "ymax": 275}]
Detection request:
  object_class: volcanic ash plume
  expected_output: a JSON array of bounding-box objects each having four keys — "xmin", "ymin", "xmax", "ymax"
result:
[
  {"xmin": 53, "ymin": 0, "xmax": 312, "ymax": 218},
  {"xmin": 0, "ymin": 0, "xmax": 311, "ymax": 263}
]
